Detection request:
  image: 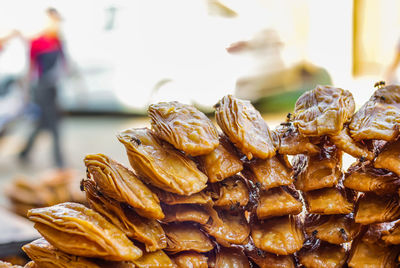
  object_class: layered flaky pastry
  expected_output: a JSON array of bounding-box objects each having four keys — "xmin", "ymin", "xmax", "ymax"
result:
[
  {"xmin": 355, "ymin": 192, "xmax": 400, "ymax": 225},
  {"xmin": 27, "ymin": 202, "xmax": 142, "ymax": 261},
  {"xmin": 163, "ymin": 223, "xmax": 214, "ymax": 253},
  {"xmin": 293, "ymin": 85, "xmax": 355, "ymax": 136},
  {"xmin": 272, "ymin": 123, "xmax": 320, "ymax": 155},
  {"xmin": 203, "ymin": 207, "xmax": 250, "ymax": 247},
  {"xmin": 251, "ymin": 216, "xmax": 304, "ymax": 255},
  {"xmin": 344, "ymin": 162, "xmax": 400, "ymax": 195},
  {"xmin": 243, "ymin": 155, "xmax": 293, "ymax": 190},
  {"xmin": 293, "ymin": 139, "xmax": 342, "ymax": 191},
  {"xmin": 350, "ymin": 84, "xmax": 400, "ymax": 141},
  {"xmin": 210, "ymin": 176, "xmax": 249, "ymax": 210},
  {"xmin": 329, "ymin": 126, "xmax": 374, "ymax": 160},
  {"xmin": 304, "ymin": 187, "xmax": 354, "ymax": 215},
  {"xmin": 84, "ymin": 154, "xmax": 163, "ymax": 220},
  {"xmin": 256, "ymin": 186, "xmax": 302, "ymax": 220},
  {"xmin": 131, "ymin": 249, "xmax": 175, "ymax": 268},
  {"xmin": 214, "ymin": 247, "xmax": 251, "ymax": 268},
  {"xmin": 161, "ymin": 204, "xmax": 210, "ymax": 225},
  {"xmin": 375, "ymin": 139, "xmax": 400, "ymax": 176},
  {"xmin": 215, "ymin": 95, "xmax": 276, "ymax": 159},
  {"xmin": 149, "ymin": 101, "xmax": 219, "ymax": 156},
  {"xmin": 198, "ymin": 134, "xmax": 243, "ymax": 183},
  {"xmin": 82, "ymin": 179, "xmax": 166, "ymax": 252},
  {"xmin": 298, "ymin": 241, "xmax": 347, "ymax": 268},
  {"xmin": 22, "ymin": 238, "xmax": 102, "ymax": 268},
  {"xmin": 118, "ymin": 128, "xmax": 208, "ymax": 195},
  {"xmin": 172, "ymin": 252, "xmax": 208, "ymax": 268},
  {"xmin": 304, "ymin": 214, "xmax": 361, "ymax": 244}
]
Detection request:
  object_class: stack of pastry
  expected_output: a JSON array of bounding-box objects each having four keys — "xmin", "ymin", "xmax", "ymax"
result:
[
  {"xmin": 18, "ymin": 83, "xmax": 400, "ymax": 267},
  {"xmin": 4, "ymin": 169, "xmax": 86, "ymax": 217}
]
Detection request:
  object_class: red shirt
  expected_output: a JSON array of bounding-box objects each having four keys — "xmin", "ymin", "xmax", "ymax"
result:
[{"xmin": 30, "ymin": 34, "xmax": 63, "ymax": 74}]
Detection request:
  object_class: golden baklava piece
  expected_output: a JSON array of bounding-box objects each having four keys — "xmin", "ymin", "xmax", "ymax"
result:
[
  {"xmin": 304, "ymin": 187, "xmax": 354, "ymax": 215},
  {"xmin": 344, "ymin": 162, "xmax": 400, "ymax": 195},
  {"xmin": 163, "ymin": 223, "xmax": 214, "ymax": 253},
  {"xmin": 298, "ymin": 241, "xmax": 347, "ymax": 268},
  {"xmin": 172, "ymin": 252, "xmax": 208, "ymax": 268},
  {"xmin": 375, "ymin": 139, "xmax": 400, "ymax": 176},
  {"xmin": 243, "ymin": 155, "xmax": 293, "ymax": 190},
  {"xmin": 293, "ymin": 85, "xmax": 355, "ymax": 136},
  {"xmin": 355, "ymin": 192, "xmax": 400, "ymax": 224},
  {"xmin": 350, "ymin": 84, "xmax": 400, "ymax": 141},
  {"xmin": 304, "ymin": 214, "xmax": 361, "ymax": 244},
  {"xmin": 149, "ymin": 101, "xmax": 219, "ymax": 156},
  {"xmin": 84, "ymin": 153, "xmax": 163, "ymax": 220},
  {"xmin": 256, "ymin": 186, "xmax": 302, "ymax": 220},
  {"xmin": 132, "ymin": 249, "xmax": 175, "ymax": 268},
  {"xmin": 246, "ymin": 249, "xmax": 295, "ymax": 268},
  {"xmin": 214, "ymin": 248, "xmax": 250, "ymax": 268},
  {"xmin": 210, "ymin": 176, "xmax": 249, "ymax": 210},
  {"xmin": 161, "ymin": 204, "xmax": 210, "ymax": 225},
  {"xmin": 215, "ymin": 95, "xmax": 276, "ymax": 159},
  {"xmin": 329, "ymin": 126, "xmax": 374, "ymax": 160},
  {"xmin": 27, "ymin": 202, "xmax": 142, "ymax": 261},
  {"xmin": 203, "ymin": 208, "xmax": 250, "ymax": 246},
  {"xmin": 198, "ymin": 134, "xmax": 243, "ymax": 183},
  {"xmin": 22, "ymin": 238, "xmax": 102, "ymax": 268},
  {"xmin": 293, "ymin": 140, "xmax": 342, "ymax": 191},
  {"xmin": 272, "ymin": 123, "xmax": 320, "ymax": 155},
  {"xmin": 118, "ymin": 128, "xmax": 208, "ymax": 195},
  {"xmin": 82, "ymin": 179, "xmax": 166, "ymax": 252},
  {"xmin": 348, "ymin": 235, "xmax": 400, "ymax": 268},
  {"xmin": 251, "ymin": 216, "xmax": 304, "ymax": 255},
  {"xmin": 152, "ymin": 187, "xmax": 213, "ymax": 205}
]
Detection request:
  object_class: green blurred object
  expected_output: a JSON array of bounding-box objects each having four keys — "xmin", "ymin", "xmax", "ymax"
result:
[{"xmin": 252, "ymin": 64, "xmax": 332, "ymax": 113}]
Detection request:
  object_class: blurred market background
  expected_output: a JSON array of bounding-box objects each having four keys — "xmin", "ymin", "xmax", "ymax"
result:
[{"xmin": 0, "ymin": 0, "xmax": 399, "ymax": 262}]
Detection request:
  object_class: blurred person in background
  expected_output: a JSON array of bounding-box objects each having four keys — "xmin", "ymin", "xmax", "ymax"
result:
[{"xmin": 18, "ymin": 7, "xmax": 66, "ymax": 168}]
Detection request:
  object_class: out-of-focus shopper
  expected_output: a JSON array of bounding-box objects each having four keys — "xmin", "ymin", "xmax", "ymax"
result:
[{"xmin": 19, "ymin": 8, "xmax": 66, "ymax": 168}]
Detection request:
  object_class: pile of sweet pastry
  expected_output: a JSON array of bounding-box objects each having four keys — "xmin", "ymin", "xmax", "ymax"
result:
[
  {"xmin": 4, "ymin": 170, "xmax": 86, "ymax": 217},
  {"xmin": 18, "ymin": 83, "xmax": 400, "ymax": 267}
]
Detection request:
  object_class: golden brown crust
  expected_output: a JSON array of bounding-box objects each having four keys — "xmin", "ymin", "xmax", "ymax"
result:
[
  {"xmin": 304, "ymin": 187, "xmax": 355, "ymax": 215},
  {"xmin": 172, "ymin": 252, "xmax": 208, "ymax": 268},
  {"xmin": 210, "ymin": 176, "xmax": 249, "ymax": 210},
  {"xmin": 298, "ymin": 242, "xmax": 347, "ymax": 268},
  {"xmin": 293, "ymin": 85, "xmax": 355, "ymax": 136},
  {"xmin": 198, "ymin": 134, "xmax": 243, "ymax": 183},
  {"xmin": 161, "ymin": 204, "xmax": 210, "ymax": 225},
  {"xmin": 375, "ymin": 139, "xmax": 400, "ymax": 176},
  {"xmin": 118, "ymin": 128, "xmax": 208, "ymax": 195},
  {"xmin": 82, "ymin": 179, "xmax": 166, "ymax": 252},
  {"xmin": 84, "ymin": 153, "xmax": 163, "ymax": 220},
  {"xmin": 149, "ymin": 101, "xmax": 219, "ymax": 156},
  {"xmin": 27, "ymin": 202, "xmax": 142, "ymax": 261},
  {"xmin": 132, "ymin": 249, "xmax": 175, "ymax": 268},
  {"xmin": 203, "ymin": 207, "xmax": 250, "ymax": 247},
  {"xmin": 350, "ymin": 84, "xmax": 400, "ymax": 141},
  {"xmin": 215, "ymin": 248, "xmax": 250, "ymax": 268},
  {"xmin": 22, "ymin": 238, "xmax": 102, "ymax": 268},
  {"xmin": 251, "ymin": 216, "xmax": 304, "ymax": 255},
  {"xmin": 243, "ymin": 155, "xmax": 293, "ymax": 191},
  {"xmin": 256, "ymin": 186, "xmax": 302, "ymax": 220},
  {"xmin": 344, "ymin": 162, "xmax": 400, "ymax": 195},
  {"xmin": 163, "ymin": 223, "xmax": 214, "ymax": 253},
  {"xmin": 355, "ymin": 193, "xmax": 400, "ymax": 225},
  {"xmin": 215, "ymin": 95, "xmax": 276, "ymax": 159},
  {"xmin": 304, "ymin": 214, "xmax": 361, "ymax": 244}
]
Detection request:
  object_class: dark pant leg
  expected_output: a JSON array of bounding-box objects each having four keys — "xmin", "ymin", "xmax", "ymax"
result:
[{"xmin": 19, "ymin": 121, "xmax": 44, "ymax": 158}]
